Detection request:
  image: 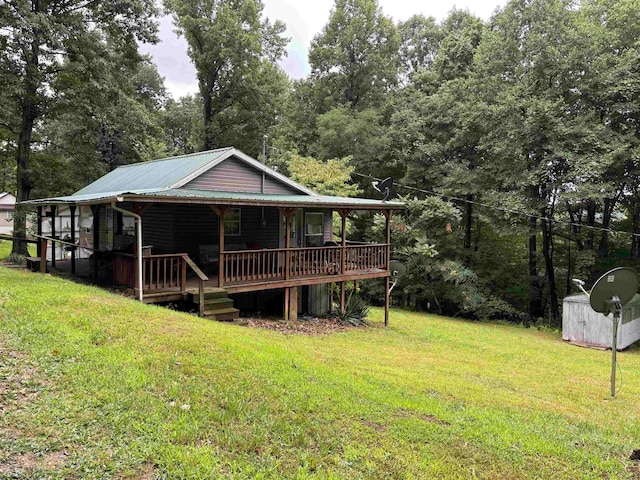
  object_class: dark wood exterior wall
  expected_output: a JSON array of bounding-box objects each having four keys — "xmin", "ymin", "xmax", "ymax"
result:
[
  {"xmin": 139, "ymin": 204, "xmax": 283, "ymax": 258},
  {"xmin": 142, "ymin": 204, "xmax": 174, "ymax": 252},
  {"xmin": 173, "ymin": 204, "xmax": 217, "ymax": 256},
  {"xmin": 182, "ymin": 157, "xmax": 300, "ymax": 195}
]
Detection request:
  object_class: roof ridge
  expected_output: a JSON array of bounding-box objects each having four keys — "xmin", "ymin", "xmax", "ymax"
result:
[{"xmin": 118, "ymin": 147, "xmax": 233, "ymax": 168}]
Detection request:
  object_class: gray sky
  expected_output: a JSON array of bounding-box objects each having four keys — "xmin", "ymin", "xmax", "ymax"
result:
[{"xmin": 141, "ymin": 0, "xmax": 508, "ymax": 99}]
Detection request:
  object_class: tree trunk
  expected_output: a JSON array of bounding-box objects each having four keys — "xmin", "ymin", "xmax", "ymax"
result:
[
  {"xmin": 541, "ymin": 216, "xmax": 559, "ymax": 325},
  {"xmin": 12, "ymin": 21, "xmax": 40, "ymax": 256},
  {"xmin": 585, "ymin": 200, "xmax": 596, "ymax": 252},
  {"xmin": 598, "ymin": 197, "xmax": 614, "ymax": 258},
  {"xmin": 528, "ymin": 216, "xmax": 544, "ymax": 320},
  {"xmin": 202, "ymin": 87, "xmax": 215, "ymax": 151}
]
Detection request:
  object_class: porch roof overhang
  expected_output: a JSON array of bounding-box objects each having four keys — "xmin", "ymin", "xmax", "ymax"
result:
[{"xmin": 21, "ymin": 188, "xmax": 405, "ymax": 211}]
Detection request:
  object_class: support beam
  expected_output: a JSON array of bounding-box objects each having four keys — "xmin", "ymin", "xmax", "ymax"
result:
[
  {"xmin": 277, "ymin": 207, "xmax": 298, "ymax": 281},
  {"xmin": 385, "ymin": 277, "xmax": 390, "ymax": 327},
  {"xmin": 36, "ymin": 206, "xmax": 42, "ymax": 257},
  {"xmin": 337, "ymin": 209, "xmax": 350, "ymax": 275},
  {"xmin": 70, "ymin": 205, "xmax": 76, "ymax": 274},
  {"xmin": 50, "ymin": 205, "xmax": 57, "ymax": 268},
  {"xmin": 284, "ymin": 287, "xmax": 290, "ymax": 323},
  {"xmin": 40, "ymin": 238, "xmax": 47, "ymax": 273},
  {"xmin": 91, "ymin": 205, "xmax": 100, "ymax": 281},
  {"xmin": 340, "ymin": 281, "xmax": 346, "ymax": 315},
  {"xmin": 211, "ymin": 205, "xmax": 229, "ymax": 287},
  {"xmin": 289, "ymin": 287, "xmax": 298, "ymax": 322},
  {"xmin": 383, "ymin": 209, "xmax": 392, "ymax": 327}
]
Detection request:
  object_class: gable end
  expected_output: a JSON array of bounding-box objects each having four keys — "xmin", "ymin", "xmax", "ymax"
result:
[{"xmin": 182, "ymin": 157, "xmax": 302, "ymax": 195}]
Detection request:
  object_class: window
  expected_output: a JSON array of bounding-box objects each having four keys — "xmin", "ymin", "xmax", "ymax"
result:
[
  {"xmin": 6, "ymin": 210, "xmax": 13, "ymax": 221},
  {"xmin": 305, "ymin": 212, "xmax": 324, "ymax": 247},
  {"xmin": 224, "ymin": 208, "xmax": 241, "ymax": 236}
]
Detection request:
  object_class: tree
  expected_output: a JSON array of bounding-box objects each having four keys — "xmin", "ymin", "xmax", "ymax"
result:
[
  {"xmin": 308, "ymin": 0, "xmax": 400, "ymax": 111},
  {"xmin": 165, "ymin": 0, "xmax": 288, "ymax": 153},
  {"xmin": 0, "ymin": 0, "xmax": 158, "ymax": 254},
  {"xmin": 397, "ymin": 15, "xmax": 443, "ymax": 80}
]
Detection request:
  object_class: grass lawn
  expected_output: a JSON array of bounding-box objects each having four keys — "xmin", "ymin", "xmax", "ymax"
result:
[
  {"xmin": 0, "ymin": 239, "xmax": 34, "ymax": 259},
  {"xmin": 1, "ymin": 267, "xmax": 640, "ymax": 478}
]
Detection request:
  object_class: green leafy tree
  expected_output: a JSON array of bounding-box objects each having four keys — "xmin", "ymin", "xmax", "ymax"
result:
[
  {"xmin": 165, "ymin": 0, "xmax": 289, "ymax": 153},
  {"xmin": 0, "ymin": 0, "xmax": 158, "ymax": 254},
  {"xmin": 308, "ymin": 0, "xmax": 400, "ymax": 111}
]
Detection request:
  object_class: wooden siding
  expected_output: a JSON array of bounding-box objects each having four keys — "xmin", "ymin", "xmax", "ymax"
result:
[
  {"xmin": 182, "ymin": 157, "xmax": 300, "ymax": 194},
  {"xmin": 173, "ymin": 204, "xmax": 218, "ymax": 257},
  {"xmin": 232, "ymin": 206, "xmax": 280, "ymax": 249},
  {"xmin": 142, "ymin": 204, "xmax": 174, "ymax": 253}
]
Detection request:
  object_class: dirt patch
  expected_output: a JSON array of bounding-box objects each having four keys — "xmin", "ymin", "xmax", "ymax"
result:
[
  {"xmin": 0, "ymin": 451, "xmax": 66, "ymax": 476},
  {"xmin": 233, "ymin": 316, "xmax": 360, "ymax": 335},
  {"xmin": 362, "ymin": 420, "xmax": 387, "ymax": 432}
]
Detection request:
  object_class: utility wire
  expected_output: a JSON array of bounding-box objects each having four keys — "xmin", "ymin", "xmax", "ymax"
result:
[{"xmin": 352, "ymin": 172, "xmax": 640, "ymax": 239}]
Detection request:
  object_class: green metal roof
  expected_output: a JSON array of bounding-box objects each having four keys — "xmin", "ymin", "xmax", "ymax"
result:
[
  {"xmin": 75, "ymin": 148, "xmax": 232, "ymax": 195},
  {"xmin": 23, "ymin": 188, "xmax": 404, "ymax": 210}
]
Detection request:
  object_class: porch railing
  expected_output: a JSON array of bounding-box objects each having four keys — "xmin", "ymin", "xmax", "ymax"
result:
[{"xmin": 222, "ymin": 244, "xmax": 388, "ymax": 285}]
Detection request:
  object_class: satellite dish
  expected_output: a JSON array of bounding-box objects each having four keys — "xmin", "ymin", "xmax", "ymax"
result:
[
  {"xmin": 390, "ymin": 259, "xmax": 406, "ymax": 278},
  {"xmin": 389, "ymin": 260, "xmax": 406, "ymax": 294},
  {"xmin": 589, "ymin": 267, "xmax": 638, "ymax": 314},
  {"xmin": 586, "ymin": 267, "xmax": 639, "ymax": 397},
  {"xmin": 372, "ymin": 177, "xmax": 393, "ymax": 201}
]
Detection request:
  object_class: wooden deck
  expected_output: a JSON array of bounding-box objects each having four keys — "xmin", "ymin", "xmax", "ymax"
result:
[{"xmin": 41, "ymin": 244, "xmax": 390, "ymax": 305}]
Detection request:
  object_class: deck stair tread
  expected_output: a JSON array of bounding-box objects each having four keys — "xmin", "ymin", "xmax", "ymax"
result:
[
  {"xmin": 203, "ymin": 307, "xmax": 239, "ymax": 316},
  {"xmin": 188, "ymin": 288, "xmax": 239, "ymax": 321}
]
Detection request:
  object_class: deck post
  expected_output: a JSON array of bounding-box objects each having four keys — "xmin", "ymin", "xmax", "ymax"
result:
[
  {"xmin": 70, "ymin": 205, "xmax": 76, "ymax": 274},
  {"xmin": 91, "ymin": 205, "xmax": 100, "ymax": 281},
  {"xmin": 284, "ymin": 287, "xmax": 290, "ymax": 322},
  {"xmin": 289, "ymin": 287, "xmax": 298, "ymax": 322},
  {"xmin": 210, "ymin": 206, "xmax": 228, "ymax": 288},
  {"xmin": 340, "ymin": 281, "xmax": 346, "ymax": 315},
  {"xmin": 36, "ymin": 206, "xmax": 42, "ymax": 257},
  {"xmin": 384, "ymin": 209, "xmax": 392, "ymax": 327},
  {"xmin": 40, "ymin": 238, "xmax": 47, "ymax": 273},
  {"xmin": 50, "ymin": 205, "xmax": 57, "ymax": 269},
  {"xmin": 338, "ymin": 209, "xmax": 350, "ymax": 275}
]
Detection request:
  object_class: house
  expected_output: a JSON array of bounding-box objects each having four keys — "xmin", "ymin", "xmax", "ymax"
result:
[
  {"xmin": 23, "ymin": 147, "xmax": 404, "ymax": 322},
  {"xmin": 0, "ymin": 192, "xmax": 16, "ymax": 235}
]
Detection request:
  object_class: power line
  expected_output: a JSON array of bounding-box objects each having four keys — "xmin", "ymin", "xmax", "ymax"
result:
[{"xmin": 353, "ymin": 172, "xmax": 640, "ymax": 239}]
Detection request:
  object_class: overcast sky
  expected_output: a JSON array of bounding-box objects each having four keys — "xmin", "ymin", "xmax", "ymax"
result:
[{"xmin": 141, "ymin": 0, "xmax": 508, "ymax": 99}]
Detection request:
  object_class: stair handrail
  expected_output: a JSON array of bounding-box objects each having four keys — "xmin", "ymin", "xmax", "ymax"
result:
[{"xmin": 181, "ymin": 254, "xmax": 209, "ymax": 317}]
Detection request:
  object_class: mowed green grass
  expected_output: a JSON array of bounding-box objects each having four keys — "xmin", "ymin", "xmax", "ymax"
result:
[{"xmin": 1, "ymin": 266, "xmax": 640, "ymax": 479}]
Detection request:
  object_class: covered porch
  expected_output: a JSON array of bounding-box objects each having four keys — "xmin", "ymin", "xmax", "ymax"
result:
[{"xmin": 29, "ymin": 193, "xmax": 402, "ymax": 323}]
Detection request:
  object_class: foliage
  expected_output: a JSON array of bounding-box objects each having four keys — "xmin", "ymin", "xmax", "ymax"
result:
[
  {"xmin": 309, "ymin": 0, "xmax": 400, "ymax": 110},
  {"xmin": 0, "ymin": 0, "xmax": 159, "ymax": 255},
  {"xmin": 287, "ymin": 154, "xmax": 361, "ymax": 198},
  {"xmin": 165, "ymin": 0, "xmax": 289, "ymax": 154},
  {"xmin": 332, "ymin": 291, "xmax": 370, "ymax": 326}
]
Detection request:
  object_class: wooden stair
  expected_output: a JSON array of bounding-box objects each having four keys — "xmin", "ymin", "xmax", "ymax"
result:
[{"xmin": 191, "ymin": 288, "xmax": 239, "ymax": 321}]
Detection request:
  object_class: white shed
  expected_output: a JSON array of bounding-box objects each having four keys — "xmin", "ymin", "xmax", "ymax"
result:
[{"xmin": 562, "ymin": 293, "xmax": 640, "ymax": 350}]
